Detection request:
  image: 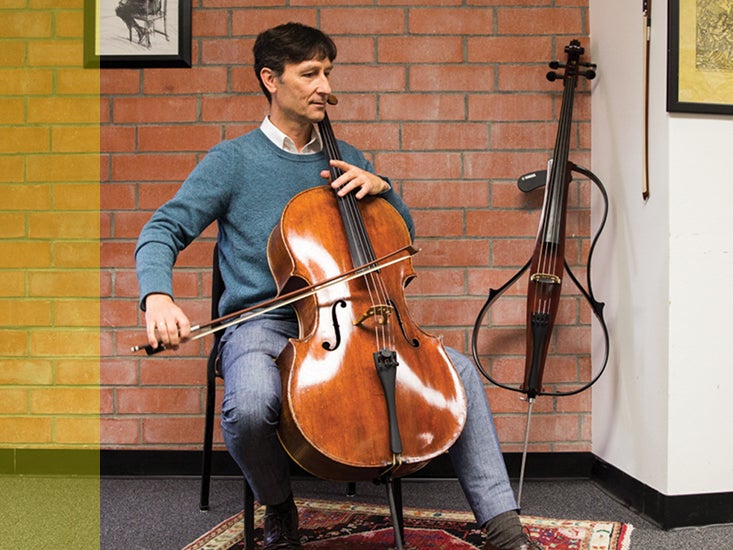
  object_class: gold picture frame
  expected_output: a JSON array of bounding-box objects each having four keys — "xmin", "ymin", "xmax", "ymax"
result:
[{"xmin": 667, "ymin": 0, "xmax": 733, "ymax": 114}]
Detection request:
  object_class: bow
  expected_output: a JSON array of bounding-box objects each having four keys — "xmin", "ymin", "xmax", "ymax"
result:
[{"xmin": 642, "ymin": 0, "xmax": 652, "ymax": 200}]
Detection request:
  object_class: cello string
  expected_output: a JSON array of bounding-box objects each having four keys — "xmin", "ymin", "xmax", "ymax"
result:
[
  {"xmin": 341, "ymin": 189, "xmax": 393, "ymax": 350},
  {"xmin": 527, "ymin": 62, "xmax": 579, "ymax": 395},
  {"xmin": 319, "ymin": 115, "xmax": 394, "ymax": 351},
  {"xmin": 338, "ymin": 183, "xmax": 395, "ymax": 349},
  {"xmin": 536, "ymin": 66, "xmax": 578, "ymax": 317}
]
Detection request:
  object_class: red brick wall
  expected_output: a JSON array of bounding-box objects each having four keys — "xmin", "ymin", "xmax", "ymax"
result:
[{"xmin": 101, "ymin": 2, "xmax": 593, "ymax": 453}]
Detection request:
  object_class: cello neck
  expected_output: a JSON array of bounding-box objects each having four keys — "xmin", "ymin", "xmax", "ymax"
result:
[
  {"xmin": 541, "ymin": 40, "xmax": 593, "ymax": 247},
  {"xmin": 543, "ymin": 69, "xmax": 577, "ymax": 246},
  {"xmin": 318, "ymin": 110, "xmax": 378, "ymax": 268}
]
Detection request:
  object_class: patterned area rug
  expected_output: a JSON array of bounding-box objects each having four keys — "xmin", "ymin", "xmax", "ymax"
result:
[{"xmin": 183, "ymin": 498, "xmax": 633, "ymax": 549}]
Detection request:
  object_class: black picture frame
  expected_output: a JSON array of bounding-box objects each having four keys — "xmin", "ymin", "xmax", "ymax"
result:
[
  {"xmin": 84, "ymin": 0, "xmax": 191, "ymax": 69},
  {"xmin": 667, "ymin": 0, "xmax": 733, "ymax": 115}
]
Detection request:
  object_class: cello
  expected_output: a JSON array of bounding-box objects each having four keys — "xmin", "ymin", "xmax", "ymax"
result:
[
  {"xmin": 471, "ymin": 40, "xmax": 609, "ymax": 505},
  {"xmin": 132, "ymin": 99, "xmax": 467, "ymax": 487},
  {"xmin": 269, "ymin": 100, "xmax": 467, "ymax": 484},
  {"xmin": 132, "ymin": 98, "xmax": 466, "ymax": 549}
]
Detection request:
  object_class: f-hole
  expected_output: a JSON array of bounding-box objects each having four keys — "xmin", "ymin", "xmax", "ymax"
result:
[
  {"xmin": 322, "ymin": 300, "xmax": 347, "ymax": 351},
  {"xmin": 389, "ymin": 299, "xmax": 420, "ymax": 348}
]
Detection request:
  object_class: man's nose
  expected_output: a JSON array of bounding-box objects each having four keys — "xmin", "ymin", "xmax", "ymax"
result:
[{"xmin": 317, "ymin": 73, "xmax": 332, "ymax": 95}]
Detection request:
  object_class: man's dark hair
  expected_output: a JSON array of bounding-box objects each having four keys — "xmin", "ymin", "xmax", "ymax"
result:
[{"xmin": 253, "ymin": 22, "xmax": 338, "ymax": 103}]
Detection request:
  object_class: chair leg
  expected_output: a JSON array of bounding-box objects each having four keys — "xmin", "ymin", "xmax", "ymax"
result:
[
  {"xmin": 244, "ymin": 480, "xmax": 255, "ymax": 550},
  {"xmin": 199, "ymin": 358, "xmax": 216, "ymax": 511},
  {"xmin": 162, "ymin": 12, "xmax": 169, "ymax": 40},
  {"xmin": 385, "ymin": 477, "xmax": 405, "ymax": 550}
]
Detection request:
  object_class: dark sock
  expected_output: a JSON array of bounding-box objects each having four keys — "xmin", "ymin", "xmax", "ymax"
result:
[
  {"xmin": 267, "ymin": 493, "xmax": 295, "ymax": 514},
  {"xmin": 483, "ymin": 510, "xmax": 525, "ymax": 548}
]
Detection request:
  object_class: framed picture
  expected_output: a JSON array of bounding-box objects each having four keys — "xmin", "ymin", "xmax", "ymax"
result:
[
  {"xmin": 84, "ymin": 0, "xmax": 191, "ymax": 68},
  {"xmin": 667, "ymin": 0, "xmax": 733, "ymax": 114}
]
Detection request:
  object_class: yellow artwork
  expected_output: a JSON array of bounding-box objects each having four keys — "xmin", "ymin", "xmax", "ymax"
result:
[{"xmin": 670, "ymin": 0, "xmax": 733, "ymax": 113}]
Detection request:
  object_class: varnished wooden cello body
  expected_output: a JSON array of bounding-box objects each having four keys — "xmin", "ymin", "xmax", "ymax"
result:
[{"xmin": 268, "ymin": 105, "xmax": 467, "ymax": 483}]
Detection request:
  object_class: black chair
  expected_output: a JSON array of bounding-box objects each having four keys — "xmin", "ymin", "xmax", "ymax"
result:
[
  {"xmin": 198, "ymin": 244, "xmax": 256, "ymax": 549},
  {"xmin": 199, "ymin": 244, "xmax": 405, "ymax": 549}
]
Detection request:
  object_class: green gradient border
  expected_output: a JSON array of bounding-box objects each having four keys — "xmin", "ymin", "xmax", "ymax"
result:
[{"xmin": 0, "ymin": 3, "xmax": 100, "ymax": 547}]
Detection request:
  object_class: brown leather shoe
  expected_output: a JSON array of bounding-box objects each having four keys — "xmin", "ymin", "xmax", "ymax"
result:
[{"xmin": 263, "ymin": 500, "xmax": 302, "ymax": 549}]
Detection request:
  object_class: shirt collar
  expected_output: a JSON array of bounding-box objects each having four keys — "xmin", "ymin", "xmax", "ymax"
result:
[{"xmin": 260, "ymin": 116, "xmax": 323, "ymax": 155}]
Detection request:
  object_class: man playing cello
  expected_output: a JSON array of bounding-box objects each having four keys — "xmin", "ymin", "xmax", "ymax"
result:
[{"xmin": 135, "ymin": 22, "xmax": 540, "ymax": 550}]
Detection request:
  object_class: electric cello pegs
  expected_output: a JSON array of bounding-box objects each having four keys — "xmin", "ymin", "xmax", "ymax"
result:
[
  {"xmin": 546, "ymin": 71, "xmax": 560, "ymax": 82},
  {"xmin": 549, "ymin": 61, "xmax": 561, "ymax": 69},
  {"xmin": 581, "ymin": 63, "xmax": 597, "ymax": 80}
]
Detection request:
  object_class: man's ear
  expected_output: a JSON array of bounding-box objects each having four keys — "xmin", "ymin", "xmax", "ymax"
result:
[{"xmin": 260, "ymin": 67, "xmax": 278, "ymax": 96}]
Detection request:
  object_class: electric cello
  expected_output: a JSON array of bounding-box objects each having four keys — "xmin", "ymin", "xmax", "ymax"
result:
[{"xmin": 471, "ymin": 40, "xmax": 609, "ymax": 505}]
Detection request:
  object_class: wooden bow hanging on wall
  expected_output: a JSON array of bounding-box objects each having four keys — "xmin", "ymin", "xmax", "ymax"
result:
[{"xmin": 642, "ymin": 0, "xmax": 652, "ymax": 201}]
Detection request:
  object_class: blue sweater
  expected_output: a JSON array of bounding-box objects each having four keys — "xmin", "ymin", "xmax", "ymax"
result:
[{"xmin": 135, "ymin": 128, "xmax": 415, "ymax": 317}]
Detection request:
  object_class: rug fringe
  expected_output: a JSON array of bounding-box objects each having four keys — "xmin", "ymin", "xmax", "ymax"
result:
[
  {"xmin": 181, "ymin": 511, "xmax": 244, "ymax": 550},
  {"xmin": 619, "ymin": 523, "xmax": 634, "ymax": 550}
]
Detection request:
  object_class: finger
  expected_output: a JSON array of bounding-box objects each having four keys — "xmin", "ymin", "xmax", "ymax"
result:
[
  {"xmin": 332, "ymin": 171, "xmax": 362, "ymax": 197},
  {"xmin": 328, "ymin": 160, "xmax": 355, "ymax": 187},
  {"xmin": 177, "ymin": 316, "xmax": 191, "ymax": 341},
  {"xmin": 329, "ymin": 168, "xmax": 350, "ymax": 191},
  {"xmin": 146, "ymin": 321, "xmax": 159, "ymax": 349},
  {"xmin": 352, "ymin": 182, "xmax": 370, "ymax": 200},
  {"xmin": 329, "ymin": 159, "xmax": 351, "ymax": 171},
  {"xmin": 162, "ymin": 318, "xmax": 180, "ymax": 348}
]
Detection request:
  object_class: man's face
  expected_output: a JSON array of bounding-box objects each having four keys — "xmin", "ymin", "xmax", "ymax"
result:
[{"xmin": 268, "ymin": 57, "xmax": 333, "ymax": 125}]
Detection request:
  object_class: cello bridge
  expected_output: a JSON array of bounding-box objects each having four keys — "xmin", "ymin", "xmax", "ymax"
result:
[
  {"xmin": 530, "ymin": 272, "xmax": 561, "ymax": 285},
  {"xmin": 354, "ymin": 304, "xmax": 393, "ymax": 326}
]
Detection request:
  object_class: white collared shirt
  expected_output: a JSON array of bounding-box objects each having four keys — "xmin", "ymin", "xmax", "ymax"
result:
[{"xmin": 260, "ymin": 116, "xmax": 323, "ymax": 154}]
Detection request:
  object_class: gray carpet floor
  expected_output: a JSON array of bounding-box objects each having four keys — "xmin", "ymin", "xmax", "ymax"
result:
[
  {"xmin": 3, "ymin": 475, "xmax": 729, "ymax": 549},
  {"xmin": 92, "ymin": 476, "xmax": 732, "ymax": 550}
]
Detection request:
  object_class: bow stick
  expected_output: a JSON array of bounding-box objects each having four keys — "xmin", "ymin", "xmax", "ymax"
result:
[
  {"xmin": 131, "ymin": 245, "xmax": 419, "ymax": 355},
  {"xmin": 642, "ymin": 0, "xmax": 652, "ymax": 200}
]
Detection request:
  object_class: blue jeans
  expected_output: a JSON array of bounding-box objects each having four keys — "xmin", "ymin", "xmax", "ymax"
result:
[{"xmin": 219, "ymin": 316, "xmax": 517, "ymax": 525}]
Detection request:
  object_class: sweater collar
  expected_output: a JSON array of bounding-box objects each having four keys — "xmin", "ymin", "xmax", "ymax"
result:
[{"xmin": 260, "ymin": 116, "xmax": 323, "ymax": 155}]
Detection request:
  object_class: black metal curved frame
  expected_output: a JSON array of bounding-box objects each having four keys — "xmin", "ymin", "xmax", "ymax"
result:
[{"xmin": 471, "ymin": 163, "xmax": 610, "ymax": 398}]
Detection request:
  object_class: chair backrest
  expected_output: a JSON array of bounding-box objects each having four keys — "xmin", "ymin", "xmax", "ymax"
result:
[
  {"xmin": 146, "ymin": 0, "xmax": 163, "ymax": 16},
  {"xmin": 210, "ymin": 243, "xmax": 225, "ymax": 376},
  {"xmin": 211, "ymin": 243, "xmax": 224, "ymax": 324}
]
